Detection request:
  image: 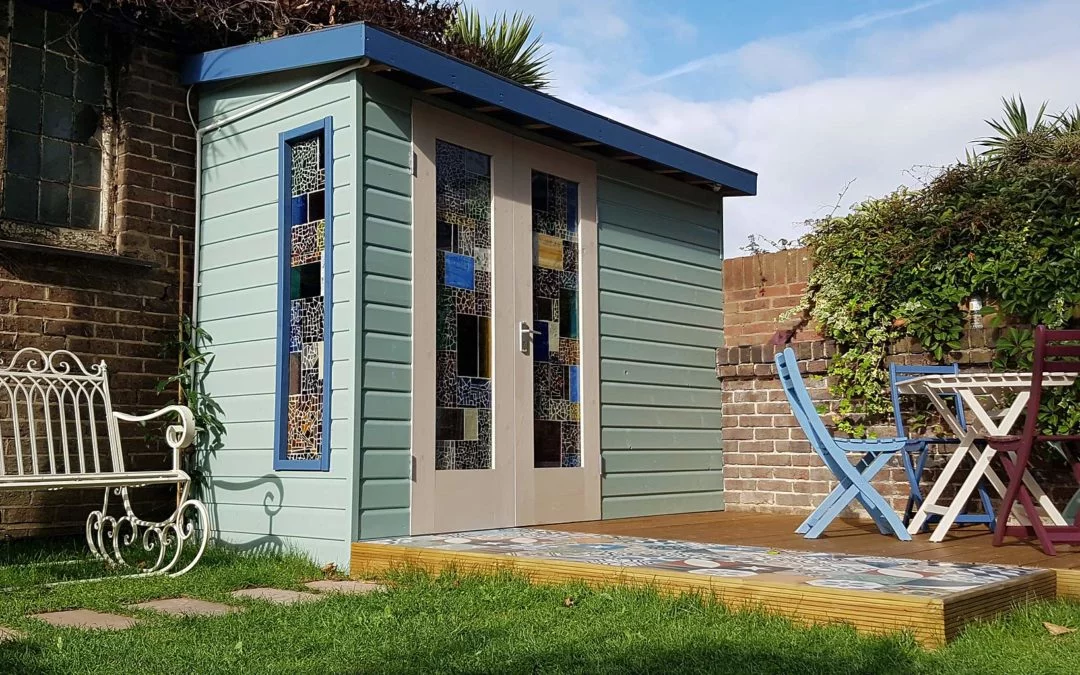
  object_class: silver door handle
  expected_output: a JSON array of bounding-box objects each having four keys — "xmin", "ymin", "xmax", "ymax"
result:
[{"xmin": 519, "ymin": 321, "xmax": 538, "ymax": 354}]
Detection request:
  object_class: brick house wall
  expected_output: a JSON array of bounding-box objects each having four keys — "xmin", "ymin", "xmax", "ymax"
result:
[
  {"xmin": 0, "ymin": 1, "xmax": 194, "ymax": 537},
  {"xmin": 716, "ymin": 248, "xmax": 1066, "ymax": 516}
]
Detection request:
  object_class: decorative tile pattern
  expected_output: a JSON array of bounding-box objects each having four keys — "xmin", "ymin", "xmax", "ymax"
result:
[
  {"xmin": 532, "ymin": 171, "xmax": 581, "ymax": 468},
  {"xmin": 435, "ymin": 140, "xmax": 493, "ymax": 470},
  {"xmin": 284, "ymin": 133, "xmax": 328, "ymax": 462},
  {"xmin": 370, "ymin": 528, "xmax": 1043, "ymax": 600}
]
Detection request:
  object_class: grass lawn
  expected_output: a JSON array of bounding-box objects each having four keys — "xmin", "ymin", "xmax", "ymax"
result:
[{"xmin": 1, "ymin": 540, "xmax": 1080, "ymax": 674}]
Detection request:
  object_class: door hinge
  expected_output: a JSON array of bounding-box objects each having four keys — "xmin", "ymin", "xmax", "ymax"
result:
[
  {"xmin": 411, "ymin": 151, "xmax": 417, "ymax": 177},
  {"xmin": 411, "ymin": 455, "xmax": 417, "ymax": 482}
]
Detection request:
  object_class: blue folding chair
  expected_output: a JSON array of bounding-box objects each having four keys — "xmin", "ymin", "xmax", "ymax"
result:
[
  {"xmin": 888, "ymin": 363, "xmax": 995, "ymax": 531},
  {"xmin": 775, "ymin": 348, "xmax": 912, "ymax": 540}
]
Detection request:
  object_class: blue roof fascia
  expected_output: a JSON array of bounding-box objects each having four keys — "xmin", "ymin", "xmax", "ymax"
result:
[
  {"xmin": 181, "ymin": 23, "xmax": 369, "ymax": 86},
  {"xmin": 181, "ymin": 23, "xmax": 757, "ymax": 196}
]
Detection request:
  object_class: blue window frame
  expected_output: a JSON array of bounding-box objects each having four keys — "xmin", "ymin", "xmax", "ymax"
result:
[{"xmin": 274, "ymin": 117, "xmax": 334, "ymax": 471}]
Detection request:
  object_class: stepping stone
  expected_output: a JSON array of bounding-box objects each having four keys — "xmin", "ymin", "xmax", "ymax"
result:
[
  {"xmin": 0, "ymin": 626, "xmax": 25, "ymax": 643},
  {"xmin": 30, "ymin": 610, "xmax": 137, "ymax": 631},
  {"xmin": 305, "ymin": 580, "xmax": 386, "ymax": 595},
  {"xmin": 129, "ymin": 597, "xmax": 239, "ymax": 617},
  {"xmin": 230, "ymin": 588, "xmax": 321, "ymax": 605}
]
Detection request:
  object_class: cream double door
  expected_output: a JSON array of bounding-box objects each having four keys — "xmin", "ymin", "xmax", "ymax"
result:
[{"xmin": 410, "ymin": 103, "xmax": 600, "ymax": 534}]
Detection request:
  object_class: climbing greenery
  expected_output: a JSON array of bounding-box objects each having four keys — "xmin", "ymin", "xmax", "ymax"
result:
[{"xmin": 793, "ymin": 96, "xmax": 1080, "ymax": 436}]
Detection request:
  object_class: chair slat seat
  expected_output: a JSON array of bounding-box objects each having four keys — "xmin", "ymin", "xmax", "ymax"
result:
[{"xmin": 0, "ymin": 470, "xmax": 188, "ymax": 491}]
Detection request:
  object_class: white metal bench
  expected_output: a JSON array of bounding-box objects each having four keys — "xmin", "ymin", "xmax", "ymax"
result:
[{"xmin": 0, "ymin": 348, "xmax": 208, "ymax": 577}]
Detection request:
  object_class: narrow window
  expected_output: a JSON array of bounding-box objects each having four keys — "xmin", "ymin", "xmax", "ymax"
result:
[
  {"xmin": 275, "ymin": 118, "xmax": 333, "ymax": 471},
  {"xmin": 2, "ymin": 5, "xmax": 110, "ymax": 229}
]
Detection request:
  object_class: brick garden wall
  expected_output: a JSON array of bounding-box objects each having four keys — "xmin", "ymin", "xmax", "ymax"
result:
[
  {"xmin": 0, "ymin": 9, "xmax": 195, "ymax": 538},
  {"xmin": 718, "ymin": 249, "xmax": 1007, "ymax": 515},
  {"xmin": 722, "ymin": 247, "xmax": 819, "ymax": 347}
]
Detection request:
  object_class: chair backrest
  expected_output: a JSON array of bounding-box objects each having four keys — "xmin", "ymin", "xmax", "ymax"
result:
[
  {"xmin": 1021, "ymin": 326, "xmax": 1080, "ymax": 444},
  {"xmin": 775, "ymin": 348, "xmax": 841, "ymax": 467},
  {"xmin": 888, "ymin": 362, "xmax": 965, "ymax": 437},
  {"xmin": 0, "ymin": 348, "xmax": 122, "ymax": 479}
]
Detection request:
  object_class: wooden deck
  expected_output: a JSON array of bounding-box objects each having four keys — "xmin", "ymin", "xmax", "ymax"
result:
[
  {"xmin": 550, "ymin": 510, "xmax": 1080, "ymax": 569},
  {"xmin": 351, "ymin": 511, "xmax": 1080, "ymax": 648},
  {"xmin": 549, "ymin": 511, "xmax": 1080, "ymax": 600}
]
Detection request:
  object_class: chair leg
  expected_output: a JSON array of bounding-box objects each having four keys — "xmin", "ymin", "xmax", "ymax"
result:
[
  {"xmin": 995, "ymin": 448, "xmax": 1056, "ymax": 555},
  {"xmin": 901, "ymin": 443, "xmax": 928, "ymax": 527},
  {"xmin": 799, "ymin": 454, "xmax": 888, "ymax": 535},
  {"xmin": 976, "ymin": 480, "xmax": 996, "ymax": 533},
  {"xmin": 805, "ymin": 453, "xmax": 910, "ymax": 541}
]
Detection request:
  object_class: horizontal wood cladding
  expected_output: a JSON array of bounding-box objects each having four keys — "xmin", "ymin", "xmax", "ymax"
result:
[{"xmin": 596, "ymin": 175, "xmax": 724, "ymax": 519}]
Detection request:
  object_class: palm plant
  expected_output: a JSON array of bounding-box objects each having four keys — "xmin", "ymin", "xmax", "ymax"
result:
[
  {"xmin": 976, "ymin": 96, "xmax": 1054, "ymax": 165},
  {"xmin": 447, "ymin": 7, "xmax": 551, "ymax": 90}
]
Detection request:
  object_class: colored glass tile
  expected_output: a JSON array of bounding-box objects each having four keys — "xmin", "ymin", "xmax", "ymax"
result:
[
  {"xmin": 291, "ymin": 194, "xmax": 307, "ymax": 225},
  {"xmin": 535, "ymin": 234, "xmax": 564, "ymax": 270},
  {"xmin": 532, "ymin": 170, "xmax": 581, "ymax": 469},
  {"xmin": 560, "ymin": 288, "xmax": 579, "ymax": 339},
  {"xmin": 444, "ymin": 252, "xmax": 475, "ymax": 290},
  {"xmin": 291, "ymin": 136, "xmax": 323, "ymax": 196},
  {"xmin": 434, "ymin": 140, "xmax": 493, "ymax": 471},
  {"xmin": 291, "ymin": 262, "xmax": 321, "ymax": 300},
  {"xmin": 308, "ymin": 190, "xmax": 326, "ymax": 221},
  {"xmin": 534, "ymin": 420, "xmax": 562, "ymax": 468}
]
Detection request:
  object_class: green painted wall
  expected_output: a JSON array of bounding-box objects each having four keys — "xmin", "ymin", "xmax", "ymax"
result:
[
  {"xmin": 596, "ymin": 166, "xmax": 725, "ymax": 520},
  {"xmin": 196, "ymin": 67, "xmax": 361, "ymax": 566},
  {"xmin": 355, "ymin": 76, "xmax": 413, "ymax": 540}
]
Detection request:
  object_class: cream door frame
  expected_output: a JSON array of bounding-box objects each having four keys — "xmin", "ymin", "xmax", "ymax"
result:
[
  {"xmin": 511, "ymin": 136, "xmax": 602, "ymax": 526},
  {"xmin": 410, "ymin": 102, "xmax": 516, "ymax": 534}
]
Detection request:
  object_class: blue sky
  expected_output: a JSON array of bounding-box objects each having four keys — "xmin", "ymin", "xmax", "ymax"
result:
[{"xmin": 469, "ymin": 0, "xmax": 1080, "ymax": 255}]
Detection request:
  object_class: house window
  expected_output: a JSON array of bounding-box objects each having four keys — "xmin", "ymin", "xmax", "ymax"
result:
[
  {"xmin": 2, "ymin": 4, "xmax": 109, "ymax": 228},
  {"xmin": 274, "ymin": 118, "xmax": 334, "ymax": 471}
]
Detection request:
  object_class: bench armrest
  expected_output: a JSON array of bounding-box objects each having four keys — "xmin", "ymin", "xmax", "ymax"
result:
[{"xmin": 114, "ymin": 405, "xmax": 197, "ymax": 468}]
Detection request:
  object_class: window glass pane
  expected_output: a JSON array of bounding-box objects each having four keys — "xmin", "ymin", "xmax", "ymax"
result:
[
  {"xmin": 2, "ymin": 7, "xmax": 106, "ymax": 229},
  {"xmin": 434, "ymin": 140, "xmax": 493, "ymax": 471},
  {"xmin": 531, "ymin": 171, "xmax": 581, "ymax": 469},
  {"xmin": 284, "ymin": 134, "xmax": 328, "ymax": 463}
]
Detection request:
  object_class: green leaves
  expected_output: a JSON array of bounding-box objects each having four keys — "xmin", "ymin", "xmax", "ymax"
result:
[{"xmin": 799, "ymin": 95, "xmax": 1080, "ymax": 436}]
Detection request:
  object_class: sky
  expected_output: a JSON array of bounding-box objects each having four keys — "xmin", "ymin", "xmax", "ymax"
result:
[{"xmin": 466, "ymin": 0, "xmax": 1080, "ymax": 256}]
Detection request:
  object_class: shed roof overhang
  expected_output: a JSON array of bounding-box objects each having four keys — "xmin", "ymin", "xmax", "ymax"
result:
[{"xmin": 182, "ymin": 23, "xmax": 757, "ymax": 196}]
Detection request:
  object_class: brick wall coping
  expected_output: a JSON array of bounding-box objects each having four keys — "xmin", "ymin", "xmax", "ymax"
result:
[{"xmin": 718, "ymin": 328, "xmax": 1004, "ymax": 379}]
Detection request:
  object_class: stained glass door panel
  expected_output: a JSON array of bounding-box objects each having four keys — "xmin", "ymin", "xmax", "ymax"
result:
[
  {"xmin": 434, "ymin": 140, "xmax": 494, "ymax": 471},
  {"xmin": 531, "ymin": 171, "xmax": 581, "ymax": 469}
]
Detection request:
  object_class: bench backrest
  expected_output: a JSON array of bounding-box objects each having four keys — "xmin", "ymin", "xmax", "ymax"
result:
[{"xmin": 0, "ymin": 348, "xmax": 123, "ymax": 479}]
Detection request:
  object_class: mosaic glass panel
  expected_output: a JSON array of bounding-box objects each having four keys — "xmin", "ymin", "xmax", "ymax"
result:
[
  {"xmin": 434, "ymin": 140, "xmax": 493, "ymax": 471},
  {"xmin": 285, "ymin": 134, "xmax": 327, "ymax": 462},
  {"xmin": 532, "ymin": 171, "xmax": 581, "ymax": 468}
]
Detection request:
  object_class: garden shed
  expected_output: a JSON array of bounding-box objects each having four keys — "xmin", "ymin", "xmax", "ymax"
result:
[{"xmin": 183, "ymin": 23, "xmax": 757, "ymax": 566}]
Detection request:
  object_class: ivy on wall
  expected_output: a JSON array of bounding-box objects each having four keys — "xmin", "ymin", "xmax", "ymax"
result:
[{"xmin": 789, "ymin": 97, "xmax": 1080, "ymax": 437}]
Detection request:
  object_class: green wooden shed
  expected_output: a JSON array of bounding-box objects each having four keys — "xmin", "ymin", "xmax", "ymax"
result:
[{"xmin": 182, "ymin": 23, "xmax": 757, "ymax": 567}]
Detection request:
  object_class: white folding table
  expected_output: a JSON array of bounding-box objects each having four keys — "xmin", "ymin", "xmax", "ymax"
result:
[{"xmin": 899, "ymin": 372, "xmax": 1076, "ymax": 541}]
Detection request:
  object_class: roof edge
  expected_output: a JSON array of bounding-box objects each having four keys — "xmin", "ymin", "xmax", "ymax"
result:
[{"xmin": 182, "ymin": 23, "xmax": 758, "ymax": 196}]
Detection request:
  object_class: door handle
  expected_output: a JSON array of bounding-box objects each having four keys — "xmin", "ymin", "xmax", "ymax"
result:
[{"xmin": 519, "ymin": 321, "xmax": 538, "ymax": 355}]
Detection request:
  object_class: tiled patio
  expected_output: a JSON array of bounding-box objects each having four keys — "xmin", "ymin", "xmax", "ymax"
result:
[{"xmin": 351, "ymin": 511, "xmax": 1080, "ymax": 648}]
